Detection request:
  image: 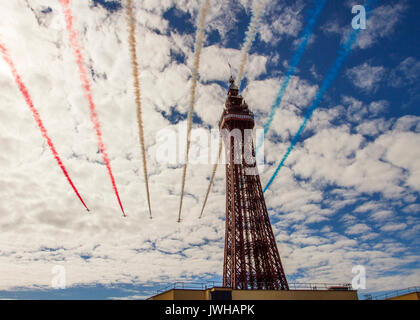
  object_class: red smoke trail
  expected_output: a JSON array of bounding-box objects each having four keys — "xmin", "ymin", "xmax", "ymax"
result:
[
  {"xmin": 59, "ymin": 0, "xmax": 125, "ymax": 216},
  {"xmin": 0, "ymin": 40, "xmax": 89, "ymax": 211}
]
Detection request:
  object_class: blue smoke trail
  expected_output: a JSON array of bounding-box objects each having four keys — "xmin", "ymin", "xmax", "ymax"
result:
[
  {"xmin": 255, "ymin": 0, "xmax": 327, "ymax": 156},
  {"xmin": 263, "ymin": 0, "xmax": 375, "ymax": 193}
]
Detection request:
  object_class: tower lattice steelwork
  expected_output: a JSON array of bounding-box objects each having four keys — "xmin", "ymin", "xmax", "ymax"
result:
[{"xmin": 220, "ymin": 77, "xmax": 289, "ymax": 290}]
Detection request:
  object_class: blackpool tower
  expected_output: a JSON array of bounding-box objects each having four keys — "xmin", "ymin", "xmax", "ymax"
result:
[{"xmin": 220, "ymin": 77, "xmax": 289, "ymax": 290}]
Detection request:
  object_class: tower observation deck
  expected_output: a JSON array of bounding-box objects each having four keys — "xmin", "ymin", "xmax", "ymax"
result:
[{"xmin": 219, "ymin": 77, "xmax": 289, "ymax": 290}]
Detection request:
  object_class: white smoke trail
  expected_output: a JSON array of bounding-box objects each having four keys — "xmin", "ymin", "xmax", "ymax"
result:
[
  {"xmin": 199, "ymin": 138, "xmax": 223, "ymax": 219},
  {"xmin": 178, "ymin": 0, "xmax": 211, "ymax": 222},
  {"xmin": 236, "ymin": 1, "xmax": 265, "ymax": 88},
  {"xmin": 126, "ymin": 0, "xmax": 152, "ymax": 218}
]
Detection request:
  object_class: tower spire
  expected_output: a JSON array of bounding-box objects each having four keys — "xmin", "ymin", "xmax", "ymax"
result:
[{"xmin": 229, "ymin": 74, "xmax": 235, "ymax": 87}]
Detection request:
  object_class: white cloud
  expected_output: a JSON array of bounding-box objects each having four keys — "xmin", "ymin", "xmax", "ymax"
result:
[
  {"xmin": 356, "ymin": 2, "xmax": 407, "ymax": 49},
  {"xmin": 376, "ymin": 131, "xmax": 420, "ymax": 191},
  {"xmin": 392, "ymin": 115, "xmax": 420, "ymax": 133},
  {"xmin": 354, "ymin": 202, "xmax": 382, "ymax": 213},
  {"xmin": 389, "ymin": 57, "xmax": 420, "ymax": 88},
  {"xmin": 402, "ymin": 204, "xmax": 420, "ymax": 215},
  {"xmin": 370, "ymin": 210, "xmax": 394, "ymax": 222},
  {"xmin": 380, "ymin": 223, "xmax": 407, "ymax": 232},
  {"xmin": 356, "ymin": 118, "xmax": 391, "ymax": 137},
  {"xmin": 198, "ymin": 45, "xmax": 267, "ymax": 83},
  {"xmin": 259, "ymin": 0, "xmax": 303, "ymax": 44},
  {"xmin": 341, "ymin": 96, "xmax": 389, "ymax": 124},
  {"xmin": 323, "ymin": 2, "xmax": 407, "ymax": 50},
  {"xmin": 287, "ymin": 120, "xmax": 420, "ymax": 198},
  {"xmin": 346, "ymin": 63, "xmax": 386, "ymax": 92},
  {"xmin": 346, "ymin": 223, "xmax": 371, "ymax": 235}
]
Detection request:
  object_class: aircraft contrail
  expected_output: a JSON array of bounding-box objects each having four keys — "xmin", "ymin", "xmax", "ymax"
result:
[
  {"xmin": 255, "ymin": 0, "xmax": 327, "ymax": 156},
  {"xmin": 59, "ymin": 0, "xmax": 126, "ymax": 216},
  {"xmin": 0, "ymin": 39, "xmax": 89, "ymax": 211},
  {"xmin": 236, "ymin": 0, "xmax": 265, "ymax": 90},
  {"xmin": 178, "ymin": 0, "xmax": 211, "ymax": 222},
  {"xmin": 126, "ymin": 0, "xmax": 153, "ymax": 219},
  {"xmin": 199, "ymin": 138, "xmax": 223, "ymax": 219},
  {"xmin": 263, "ymin": 0, "xmax": 375, "ymax": 193}
]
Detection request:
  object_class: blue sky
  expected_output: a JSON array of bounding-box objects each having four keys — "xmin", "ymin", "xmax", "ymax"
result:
[{"xmin": 0, "ymin": 0, "xmax": 418, "ymax": 299}]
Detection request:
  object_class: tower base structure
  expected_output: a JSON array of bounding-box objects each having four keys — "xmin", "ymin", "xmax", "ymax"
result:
[{"xmin": 148, "ymin": 284, "xmax": 357, "ymax": 300}]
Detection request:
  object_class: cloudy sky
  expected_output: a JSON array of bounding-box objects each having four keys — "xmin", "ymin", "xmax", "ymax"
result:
[{"xmin": 0, "ymin": 0, "xmax": 419, "ymax": 299}]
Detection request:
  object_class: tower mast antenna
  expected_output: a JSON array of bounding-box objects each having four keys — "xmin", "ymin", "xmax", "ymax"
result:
[{"xmin": 228, "ymin": 61, "xmax": 233, "ymax": 78}]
